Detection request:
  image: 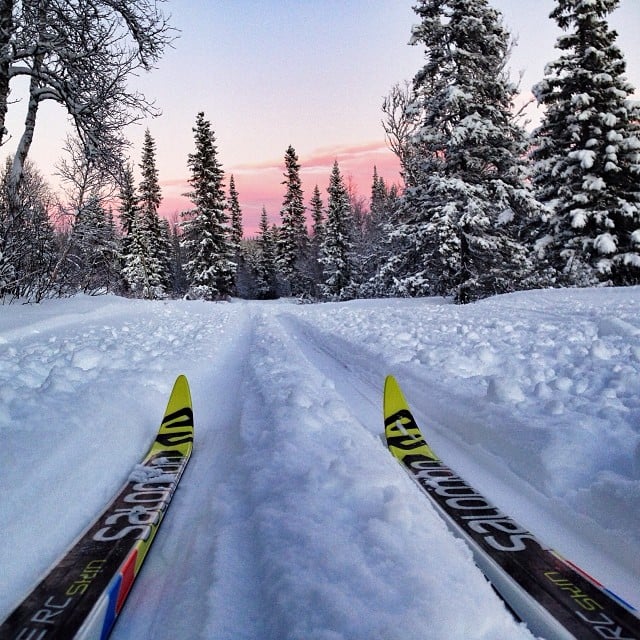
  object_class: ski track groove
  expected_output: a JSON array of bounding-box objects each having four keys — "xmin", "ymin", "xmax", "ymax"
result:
[
  {"xmin": 110, "ymin": 310, "xmax": 271, "ymax": 640},
  {"xmin": 202, "ymin": 311, "xmax": 278, "ymax": 640},
  {"xmin": 241, "ymin": 313, "xmax": 528, "ymax": 640},
  {"xmin": 276, "ymin": 314, "xmax": 383, "ymax": 429}
]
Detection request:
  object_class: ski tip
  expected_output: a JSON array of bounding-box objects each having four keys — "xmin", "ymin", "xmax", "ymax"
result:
[
  {"xmin": 383, "ymin": 374, "xmax": 439, "ymax": 462},
  {"xmin": 152, "ymin": 374, "xmax": 194, "ymax": 458},
  {"xmin": 383, "ymin": 374, "xmax": 409, "ymax": 419},
  {"xmin": 170, "ymin": 374, "xmax": 192, "ymax": 413},
  {"xmin": 384, "ymin": 374, "xmax": 397, "ymax": 394},
  {"xmin": 161, "ymin": 375, "xmax": 192, "ymax": 418},
  {"xmin": 170, "ymin": 374, "xmax": 192, "ymax": 406}
]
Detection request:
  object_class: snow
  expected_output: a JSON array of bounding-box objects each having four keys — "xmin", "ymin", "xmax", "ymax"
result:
[
  {"xmin": 1, "ymin": 289, "xmax": 639, "ymax": 639},
  {"xmin": 583, "ymin": 174, "xmax": 606, "ymax": 191},
  {"xmin": 568, "ymin": 148, "xmax": 596, "ymax": 169},
  {"xmin": 594, "ymin": 232, "xmax": 618, "ymax": 255},
  {"xmin": 571, "ymin": 93, "xmax": 592, "ymax": 108}
]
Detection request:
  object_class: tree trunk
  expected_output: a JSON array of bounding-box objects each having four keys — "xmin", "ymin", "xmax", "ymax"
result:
[
  {"xmin": 8, "ymin": 59, "xmax": 42, "ymax": 212},
  {"xmin": 0, "ymin": 0, "xmax": 13, "ymax": 148},
  {"xmin": 457, "ymin": 224, "xmax": 471, "ymax": 304}
]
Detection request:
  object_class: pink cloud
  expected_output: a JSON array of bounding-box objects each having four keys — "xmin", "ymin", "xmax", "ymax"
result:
[{"xmin": 159, "ymin": 141, "xmax": 403, "ymax": 237}]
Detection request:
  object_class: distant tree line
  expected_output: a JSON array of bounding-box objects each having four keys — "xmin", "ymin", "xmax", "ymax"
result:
[{"xmin": 1, "ymin": 0, "xmax": 639, "ymax": 304}]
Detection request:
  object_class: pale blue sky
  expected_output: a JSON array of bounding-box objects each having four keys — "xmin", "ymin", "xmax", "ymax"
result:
[
  {"xmin": 132, "ymin": 0, "xmax": 640, "ymax": 169},
  {"xmin": 6, "ymin": 0, "xmax": 640, "ymax": 227}
]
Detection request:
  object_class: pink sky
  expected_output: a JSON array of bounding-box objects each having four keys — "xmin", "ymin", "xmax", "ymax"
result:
[{"xmin": 159, "ymin": 141, "xmax": 403, "ymax": 237}]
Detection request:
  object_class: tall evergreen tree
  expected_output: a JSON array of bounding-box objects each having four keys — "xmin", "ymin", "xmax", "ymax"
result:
[
  {"xmin": 117, "ymin": 164, "xmax": 138, "ymax": 294},
  {"xmin": 308, "ymin": 184, "xmax": 325, "ymax": 293},
  {"xmin": 181, "ymin": 112, "xmax": 234, "ymax": 300},
  {"xmin": 365, "ymin": 166, "xmax": 390, "ymax": 249},
  {"xmin": 255, "ymin": 206, "xmax": 278, "ymax": 299},
  {"xmin": 136, "ymin": 129, "xmax": 171, "ymax": 298},
  {"xmin": 277, "ymin": 145, "xmax": 308, "ymax": 295},
  {"xmin": 310, "ymin": 185, "xmax": 325, "ymax": 241},
  {"xmin": 531, "ymin": 0, "xmax": 640, "ymax": 286},
  {"xmin": 370, "ymin": 166, "xmax": 387, "ymax": 220},
  {"xmin": 118, "ymin": 164, "xmax": 138, "ymax": 238},
  {"xmin": 167, "ymin": 214, "xmax": 188, "ymax": 296},
  {"xmin": 121, "ymin": 212, "xmax": 153, "ymax": 298},
  {"xmin": 358, "ymin": 167, "xmax": 391, "ymax": 291},
  {"xmin": 320, "ymin": 161, "xmax": 356, "ymax": 300},
  {"xmin": 228, "ymin": 174, "xmax": 243, "ymax": 257},
  {"xmin": 139, "ymin": 129, "xmax": 162, "ymax": 228},
  {"xmin": 227, "ymin": 174, "xmax": 244, "ymax": 293},
  {"xmin": 386, "ymin": 0, "xmax": 541, "ymax": 303},
  {"xmin": 157, "ymin": 216, "xmax": 174, "ymax": 291}
]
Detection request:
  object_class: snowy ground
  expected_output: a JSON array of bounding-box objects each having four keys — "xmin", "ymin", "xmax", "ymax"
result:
[{"xmin": 0, "ymin": 288, "xmax": 638, "ymax": 639}]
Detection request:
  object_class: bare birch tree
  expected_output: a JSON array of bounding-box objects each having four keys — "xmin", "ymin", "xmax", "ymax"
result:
[
  {"xmin": 381, "ymin": 81, "xmax": 418, "ymax": 186},
  {"xmin": 0, "ymin": 0, "xmax": 173, "ymax": 205}
]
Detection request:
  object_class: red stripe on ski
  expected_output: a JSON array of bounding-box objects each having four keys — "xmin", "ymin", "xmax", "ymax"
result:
[{"xmin": 116, "ymin": 549, "xmax": 138, "ymax": 614}]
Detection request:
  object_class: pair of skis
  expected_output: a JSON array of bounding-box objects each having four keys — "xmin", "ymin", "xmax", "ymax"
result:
[
  {"xmin": 384, "ymin": 374, "xmax": 640, "ymax": 639},
  {"xmin": 2, "ymin": 374, "xmax": 638, "ymax": 639},
  {"xmin": 0, "ymin": 375, "xmax": 193, "ymax": 640}
]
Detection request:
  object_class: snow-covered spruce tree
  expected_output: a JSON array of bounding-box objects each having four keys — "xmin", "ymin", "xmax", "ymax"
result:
[
  {"xmin": 357, "ymin": 167, "xmax": 392, "ymax": 296},
  {"xmin": 117, "ymin": 164, "xmax": 139, "ymax": 295},
  {"xmin": 531, "ymin": 0, "xmax": 640, "ymax": 286},
  {"xmin": 387, "ymin": 0, "xmax": 542, "ymax": 303},
  {"xmin": 228, "ymin": 174, "xmax": 243, "ymax": 259},
  {"xmin": 320, "ymin": 161, "xmax": 356, "ymax": 300},
  {"xmin": 310, "ymin": 185, "xmax": 325, "ymax": 239},
  {"xmin": 365, "ymin": 167, "xmax": 391, "ymax": 255},
  {"xmin": 277, "ymin": 145, "xmax": 309, "ymax": 296},
  {"xmin": 308, "ymin": 184, "xmax": 325, "ymax": 294},
  {"xmin": 70, "ymin": 195, "xmax": 120, "ymax": 294},
  {"xmin": 118, "ymin": 165, "xmax": 138, "ymax": 239},
  {"xmin": 131, "ymin": 129, "xmax": 171, "ymax": 299},
  {"xmin": 157, "ymin": 215, "xmax": 174, "ymax": 290},
  {"xmin": 371, "ymin": 167, "xmax": 387, "ymax": 218},
  {"xmin": 181, "ymin": 112, "xmax": 234, "ymax": 301},
  {"xmin": 255, "ymin": 206, "xmax": 278, "ymax": 299},
  {"xmin": 227, "ymin": 174, "xmax": 245, "ymax": 293},
  {"xmin": 346, "ymin": 180, "xmax": 370, "ymax": 293},
  {"xmin": 120, "ymin": 212, "xmax": 152, "ymax": 297},
  {"xmin": 166, "ymin": 214, "xmax": 188, "ymax": 296}
]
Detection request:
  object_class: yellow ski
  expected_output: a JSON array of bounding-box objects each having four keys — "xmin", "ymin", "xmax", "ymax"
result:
[
  {"xmin": 0, "ymin": 375, "xmax": 194, "ymax": 640},
  {"xmin": 383, "ymin": 374, "xmax": 640, "ymax": 639}
]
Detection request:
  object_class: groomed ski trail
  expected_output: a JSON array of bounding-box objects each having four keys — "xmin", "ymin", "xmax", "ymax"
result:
[
  {"xmin": 221, "ymin": 309, "xmax": 531, "ymax": 639},
  {"xmin": 114, "ymin": 306, "xmax": 532, "ymax": 640},
  {"xmin": 2, "ymin": 294, "xmax": 638, "ymax": 639},
  {"xmin": 110, "ymin": 310, "xmax": 265, "ymax": 639}
]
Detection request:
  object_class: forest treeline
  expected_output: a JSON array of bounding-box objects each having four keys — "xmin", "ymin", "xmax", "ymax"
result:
[{"xmin": 1, "ymin": 0, "xmax": 639, "ymax": 304}]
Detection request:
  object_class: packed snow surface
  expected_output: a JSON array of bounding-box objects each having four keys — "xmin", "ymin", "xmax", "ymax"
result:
[{"xmin": 0, "ymin": 288, "xmax": 639, "ymax": 639}]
